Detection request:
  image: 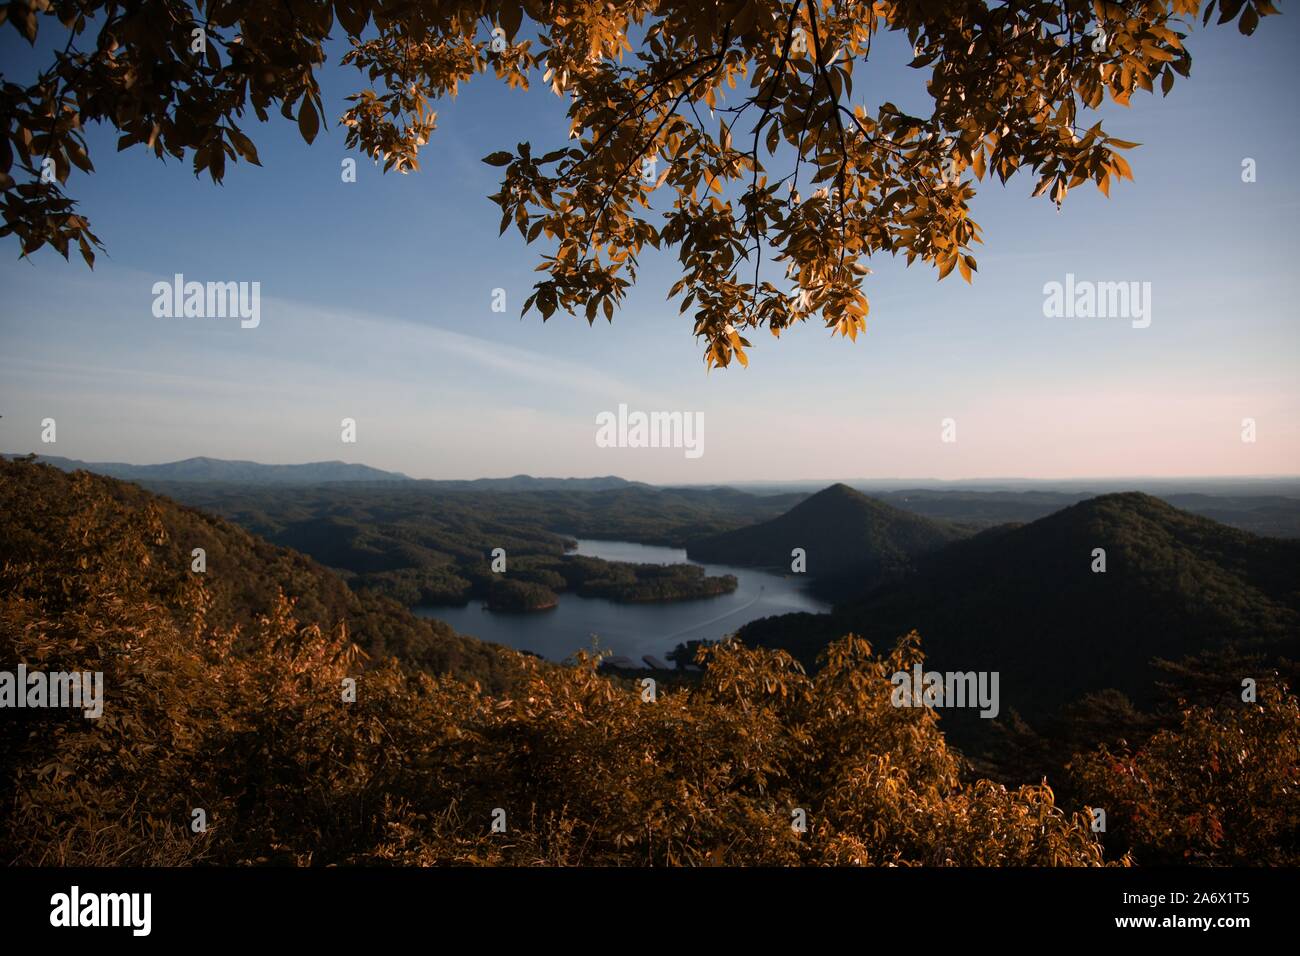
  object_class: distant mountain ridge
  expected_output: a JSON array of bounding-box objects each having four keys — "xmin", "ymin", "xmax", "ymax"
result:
[
  {"xmin": 871, "ymin": 488, "xmax": 1300, "ymax": 538},
  {"xmin": 687, "ymin": 482, "xmax": 967, "ymax": 595},
  {"xmin": 3, "ymin": 455, "xmax": 654, "ymax": 492},
  {"xmin": 7, "ymin": 454, "xmax": 410, "ymax": 484},
  {"xmin": 412, "ymin": 475, "xmax": 643, "ymax": 492}
]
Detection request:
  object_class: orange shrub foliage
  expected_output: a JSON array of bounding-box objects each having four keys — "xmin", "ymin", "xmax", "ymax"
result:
[{"xmin": 1070, "ymin": 685, "xmax": 1300, "ymax": 865}]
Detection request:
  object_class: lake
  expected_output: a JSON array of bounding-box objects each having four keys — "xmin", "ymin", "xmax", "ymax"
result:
[{"xmin": 413, "ymin": 538, "xmax": 829, "ymax": 663}]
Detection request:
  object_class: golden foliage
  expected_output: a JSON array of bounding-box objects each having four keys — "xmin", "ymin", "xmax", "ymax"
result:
[
  {"xmin": 1, "ymin": 1, "xmax": 1278, "ymax": 364},
  {"xmin": 1070, "ymin": 683, "xmax": 1300, "ymax": 865}
]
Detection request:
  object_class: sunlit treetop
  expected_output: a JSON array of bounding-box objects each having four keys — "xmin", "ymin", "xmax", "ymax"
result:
[{"xmin": 1, "ymin": 0, "xmax": 1277, "ymax": 367}]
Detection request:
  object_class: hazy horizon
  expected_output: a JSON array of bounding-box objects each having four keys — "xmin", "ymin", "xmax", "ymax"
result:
[
  {"xmin": 3, "ymin": 16, "xmax": 1297, "ymax": 483},
  {"xmin": 11, "ymin": 450, "xmax": 1299, "ymax": 489}
]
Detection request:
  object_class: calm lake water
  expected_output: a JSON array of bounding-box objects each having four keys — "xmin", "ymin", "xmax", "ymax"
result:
[{"xmin": 413, "ymin": 539, "xmax": 829, "ymax": 663}]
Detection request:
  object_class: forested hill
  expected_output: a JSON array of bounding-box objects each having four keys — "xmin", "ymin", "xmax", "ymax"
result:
[
  {"xmin": 686, "ymin": 482, "xmax": 967, "ymax": 594},
  {"xmin": 3, "ymin": 459, "xmax": 1296, "ymax": 867},
  {"xmin": 128, "ymin": 480, "xmax": 798, "ymax": 607},
  {"xmin": 742, "ymin": 492, "xmax": 1300, "ymax": 723},
  {"xmin": 0, "ymin": 458, "xmax": 523, "ymax": 693}
]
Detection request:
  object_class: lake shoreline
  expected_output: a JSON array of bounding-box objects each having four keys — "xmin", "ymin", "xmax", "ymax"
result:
[{"xmin": 414, "ymin": 538, "xmax": 830, "ymax": 663}]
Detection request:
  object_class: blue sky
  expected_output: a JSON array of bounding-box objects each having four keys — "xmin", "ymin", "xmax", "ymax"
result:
[{"xmin": 1, "ymin": 13, "xmax": 1297, "ymax": 482}]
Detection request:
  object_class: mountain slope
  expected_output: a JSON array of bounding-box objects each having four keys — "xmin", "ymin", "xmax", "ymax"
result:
[
  {"xmin": 687, "ymin": 482, "xmax": 967, "ymax": 594},
  {"xmin": 742, "ymin": 493, "xmax": 1300, "ymax": 723},
  {"xmin": 0, "ymin": 458, "xmax": 521, "ymax": 691}
]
